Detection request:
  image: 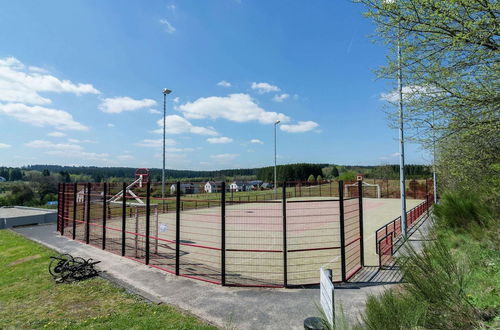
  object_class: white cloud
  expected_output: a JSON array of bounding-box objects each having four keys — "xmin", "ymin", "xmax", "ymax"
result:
[
  {"xmin": 379, "ymin": 152, "xmax": 400, "ymax": 161},
  {"xmin": 47, "ymin": 131, "xmax": 66, "ymax": 137},
  {"xmin": 207, "ymin": 137, "xmax": 233, "ymax": 144},
  {"xmin": 25, "ymin": 139, "xmax": 109, "ymax": 161},
  {"xmin": 250, "ymin": 139, "xmax": 264, "ymax": 144},
  {"xmin": 251, "ymin": 82, "xmax": 280, "ymax": 94},
  {"xmin": 149, "ymin": 109, "xmax": 161, "ymax": 114},
  {"xmin": 153, "ymin": 114, "xmax": 218, "ymax": 136},
  {"xmin": 167, "ymin": 4, "xmax": 176, "ymax": 10},
  {"xmin": 173, "ymin": 97, "xmax": 180, "ymax": 103},
  {"xmin": 99, "ymin": 97, "xmax": 156, "ymax": 114},
  {"xmin": 210, "ymin": 153, "xmax": 239, "ymax": 161},
  {"xmin": 67, "ymin": 138, "xmax": 95, "ymax": 144},
  {"xmin": 134, "ymin": 138, "xmax": 176, "ymax": 148},
  {"xmin": 25, "ymin": 140, "xmax": 83, "ymax": 151},
  {"xmin": 280, "ymin": 121, "xmax": 319, "ymax": 133},
  {"xmin": 0, "ymin": 143, "xmax": 11, "ymax": 148},
  {"xmin": 0, "ymin": 57, "xmax": 99, "ymax": 105},
  {"xmin": 107, "ymin": 123, "xmax": 115, "ymax": 127},
  {"xmin": 272, "ymin": 93, "xmax": 289, "ymax": 102},
  {"xmin": 0, "ymin": 103, "xmax": 88, "ymax": 131},
  {"xmin": 178, "ymin": 93, "xmax": 290, "ymax": 124},
  {"xmin": 159, "ymin": 19, "xmax": 176, "ymax": 34},
  {"xmin": 217, "ymin": 80, "xmax": 231, "ymax": 87}
]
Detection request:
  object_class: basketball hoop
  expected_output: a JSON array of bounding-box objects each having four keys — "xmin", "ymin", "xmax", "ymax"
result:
[{"xmin": 135, "ymin": 168, "xmax": 150, "ymax": 188}]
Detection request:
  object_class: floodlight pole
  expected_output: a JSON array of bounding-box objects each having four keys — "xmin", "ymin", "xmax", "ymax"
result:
[
  {"xmin": 431, "ymin": 110, "xmax": 438, "ymax": 204},
  {"xmin": 397, "ymin": 20, "xmax": 408, "ymax": 237},
  {"xmin": 274, "ymin": 120, "xmax": 280, "ymax": 199},
  {"xmin": 162, "ymin": 88, "xmax": 172, "ymax": 211}
]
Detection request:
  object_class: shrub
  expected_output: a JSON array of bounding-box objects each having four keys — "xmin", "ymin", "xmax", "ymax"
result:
[
  {"xmin": 361, "ymin": 289, "xmax": 427, "ymax": 330},
  {"xmin": 433, "ymin": 191, "xmax": 495, "ymax": 230},
  {"xmin": 398, "ymin": 239, "xmax": 481, "ymax": 329}
]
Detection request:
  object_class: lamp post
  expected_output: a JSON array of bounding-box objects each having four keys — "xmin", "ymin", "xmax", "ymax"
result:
[
  {"xmin": 274, "ymin": 120, "xmax": 280, "ymax": 199},
  {"xmin": 162, "ymin": 88, "xmax": 172, "ymax": 211},
  {"xmin": 383, "ymin": 0, "xmax": 407, "ymax": 236}
]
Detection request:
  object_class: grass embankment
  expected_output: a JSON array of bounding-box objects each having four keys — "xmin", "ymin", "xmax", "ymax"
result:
[
  {"xmin": 0, "ymin": 229, "xmax": 217, "ymax": 329},
  {"xmin": 360, "ymin": 191, "xmax": 499, "ymax": 329}
]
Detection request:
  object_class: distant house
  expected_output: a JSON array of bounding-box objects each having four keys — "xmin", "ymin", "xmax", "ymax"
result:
[
  {"xmin": 0, "ymin": 176, "xmax": 6, "ymax": 182},
  {"xmin": 170, "ymin": 183, "xmax": 199, "ymax": 195},
  {"xmin": 248, "ymin": 180, "xmax": 263, "ymax": 187},
  {"xmin": 229, "ymin": 181, "xmax": 245, "ymax": 192},
  {"xmin": 204, "ymin": 181, "xmax": 224, "ymax": 193},
  {"xmin": 261, "ymin": 182, "xmax": 272, "ymax": 190}
]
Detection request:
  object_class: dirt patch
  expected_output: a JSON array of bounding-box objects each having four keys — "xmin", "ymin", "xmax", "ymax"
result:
[{"xmin": 9, "ymin": 254, "xmax": 41, "ymax": 266}]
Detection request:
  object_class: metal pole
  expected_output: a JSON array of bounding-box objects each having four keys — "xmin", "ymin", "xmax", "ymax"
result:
[
  {"xmin": 145, "ymin": 181, "xmax": 151, "ymax": 265},
  {"xmin": 85, "ymin": 182, "xmax": 91, "ymax": 244},
  {"xmin": 358, "ymin": 180, "xmax": 364, "ymax": 267},
  {"xmin": 432, "ymin": 110, "xmax": 438, "ymax": 204},
  {"xmin": 221, "ymin": 182, "xmax": 226, "ymax": 285},
  {"xmin": 162, "ymin": 93, "xmax": 166, "ymax": 213},
  {"xmin": 61, "ymin": 183, "xmax": 66, "ymax": 236},
  {"xmin": 274, "ymin": 120, "xmax": 280, "ymax": 199},
  {"xmin": 102, "ymin": 182, "xmax": 107, "ymax": 250},
  {"xmin": 282, "ymin": 181, "xmax": 288, "ymax": 287},
  {"xmin": 338, "ymin": 181, "xmax": 346, "ymax": 282},
  {"xmin": 397, "ymin": 20, "xmax": 408, "ymax": 237},
  {"xmin": 121, "ymin": 182, "xmax": 126, "ymax": 256},
  {"xmin": 175, "ymin": 181, "xmax": 181, "ymax": 275},
  {"xmin": 72, "ymin": 182, "xmax": 77, "ymax": 240}
]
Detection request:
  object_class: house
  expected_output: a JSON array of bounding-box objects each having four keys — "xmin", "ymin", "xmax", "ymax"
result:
[
  {"xmin": 229, "ymin": 181, "xmax": 246, "ymax": 192},
  {"xmin": 170, "ymin": 183, "xmax": 199, "ymax": 195},
  {"xmin": 204, "ymin": 181, "xmax": 224, "ymax": 193},
  {"xmin": 261, "ymin": 182, "xmax": 273, "ymax": 190}
]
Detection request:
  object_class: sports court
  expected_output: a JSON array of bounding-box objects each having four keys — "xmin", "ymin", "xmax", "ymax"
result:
[{"xmin": 58, "ymin": 178, "xmax": 431, "ymax": 287}]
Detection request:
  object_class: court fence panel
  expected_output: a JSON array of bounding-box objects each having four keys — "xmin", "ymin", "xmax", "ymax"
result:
[{"xmin": 58, "ymin": 180, "xmax": 366, "ymax": 287}]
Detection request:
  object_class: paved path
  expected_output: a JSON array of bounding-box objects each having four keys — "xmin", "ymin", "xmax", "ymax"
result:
[{"xmin": 13, "ymin": 223, "xmax": 397, "ymax": 329}]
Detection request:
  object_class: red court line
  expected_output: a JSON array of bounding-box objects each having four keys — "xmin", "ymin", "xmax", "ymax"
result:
[
  {"xmin": 288, "ymin": 245, "xmax": 341, "ymax": 253},
  {"xmin": 226, "ymin": 248, "xmax": 282, "ymax": 253}
]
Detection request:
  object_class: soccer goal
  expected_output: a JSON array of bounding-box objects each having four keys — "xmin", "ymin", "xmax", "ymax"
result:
[{"xmin": 345, "ymin": 181, "xmax": 381, "ymax": 198}]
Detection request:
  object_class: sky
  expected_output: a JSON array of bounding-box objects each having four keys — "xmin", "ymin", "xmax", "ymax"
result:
[{"xmin": 0, "ymin": 0, "xmax": 431, "ymax": 170}]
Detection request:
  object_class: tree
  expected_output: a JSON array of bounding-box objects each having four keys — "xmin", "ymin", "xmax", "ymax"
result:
[
  {"xmin": 42, "ymin": 169, "xmax": 50, "ymax": 176},
  {"xmin": 331, "ymin": 167, "xmax": 339, "ymax": 178},
  {"xmin": 358, "ymin": 0, "xmax": 499, "ymax": 196},
  {"xmin": 307, "ymin": 174, "xmax": 316, "ymax": 183},
  {"xmin": 317, "ymin": 175, "xmax": 323, "ymax": 182}
]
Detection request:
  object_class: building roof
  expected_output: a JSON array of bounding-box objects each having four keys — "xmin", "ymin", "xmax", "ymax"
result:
[{"xmin": 0, "ymin": 206, "xmax": 56, "ymax": 219}]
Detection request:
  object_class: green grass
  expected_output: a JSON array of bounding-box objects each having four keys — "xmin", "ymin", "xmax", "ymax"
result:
[
  {"xmin": 358, "ymin": 191, "xmax": 499, "ymax": 329},
  {"xmin": 0, "ymin": 229, "xmax": 217, "ymax": 329}
]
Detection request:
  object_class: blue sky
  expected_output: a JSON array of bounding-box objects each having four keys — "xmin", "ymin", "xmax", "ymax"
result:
[{"xmin": 0, "ymin": 0, "xmax": 430, "ymax": 170}]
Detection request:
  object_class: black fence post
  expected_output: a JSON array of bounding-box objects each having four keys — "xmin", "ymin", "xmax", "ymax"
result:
[
  {"xmin": 85, "ymin": 182, "xmax": 91, "ymax": 244},
  {"xmin": 145, "ymin": 181, "xmax": 151, "ymax": 265},
  {"xmin": 121, "ymin": 182, "xmax": 126, "ymax": 256},
  {"xmin": 282, "ymin": 181, "xmax": 288, "ymax": 287},
  {"xmin": 221, "ymin": 182, "xmax": 226, "ymax": 285},
  {"xmin": 60, "ymin": 183, "xmax": 66, "ymax": 236},
  {"xmin": 338, "ymin": 181, "xmax": 346, "ymax": 282},
  {"xmin": 358, "ymin": 180, "xmax": 364, "ymax": 267},
  {"xmin": 102, "ymin": 182, "xmax": 107, "ymax": 250},
  {"xmin": 175, "ymin": 181, "xmax": 181, "ymax": 275},
  {"xmin": 72, "ymin": 182, "xmax": 77, "ymax": 240},
  {"xmin": 57, "ymin": 183, "xmax": 61, "ymax": 233}
]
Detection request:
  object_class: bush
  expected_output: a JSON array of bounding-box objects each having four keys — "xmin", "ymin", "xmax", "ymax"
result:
[
  {"xmin": 361, "ymin": 289, "xmax": 427, "ymax": 330},
  {"xmin": 397, "ymin": 240, "xmax": 481, "ymax": 329},
  {"xmin": 434, "ymin": 191, "xmax": 495, "ymax": 230}
]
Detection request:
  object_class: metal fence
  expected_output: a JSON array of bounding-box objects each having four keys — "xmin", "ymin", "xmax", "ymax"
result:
[
  {"xmin": 376, "ymin": 192, "xmax": 434, "ymax": 268},
  {"xmin": 57, "ymin": 180, "xmax": 364, "ymax": 287}
]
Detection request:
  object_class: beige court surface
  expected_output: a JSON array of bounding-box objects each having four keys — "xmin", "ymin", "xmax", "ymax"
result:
[
  {"xmin": 361, "ymin": 198, "xmax": 422, "ymax": 266},
  {"xmin": 66, "ymin": 197, "xmax": 423, "ymax": 286}
]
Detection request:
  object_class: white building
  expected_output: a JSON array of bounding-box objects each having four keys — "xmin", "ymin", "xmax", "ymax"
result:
[
  {"xmin": 204, "ymin": 181, "xmax": 224, "ymax": 193},
  {"xmin": 170, "ymin": 183, "xmax": 199, "ymax": 195}
]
